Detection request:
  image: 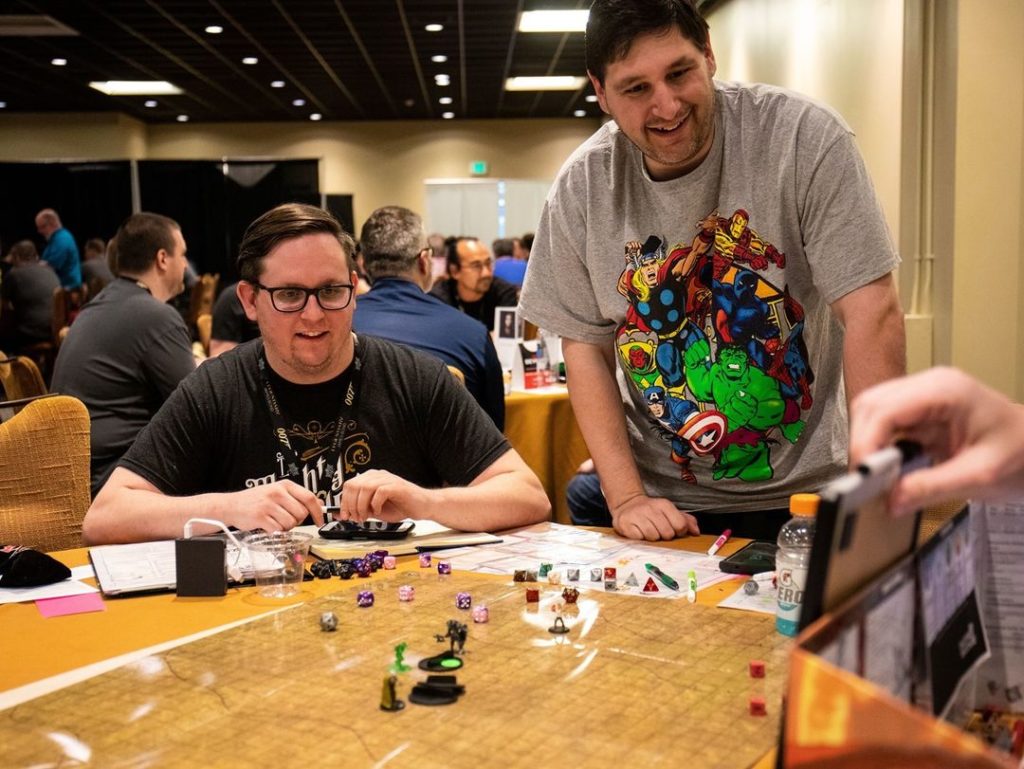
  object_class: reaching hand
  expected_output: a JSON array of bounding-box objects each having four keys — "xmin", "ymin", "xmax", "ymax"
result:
[
  {"xmin": 849, "ymin": 367, "xmax": 1024, "ymax": 515},
  {"xmin": 224, "ymin": 480, "xmax": 324, "ymax": 531},
  {"xmin": 610, "ymin": 494, "xmax": 700, "ymax": 541}
]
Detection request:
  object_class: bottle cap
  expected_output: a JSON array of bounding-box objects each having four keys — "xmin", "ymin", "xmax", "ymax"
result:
[{"xmin": 789, "ymin": 493, "xmax": 819, "ymax": 516}]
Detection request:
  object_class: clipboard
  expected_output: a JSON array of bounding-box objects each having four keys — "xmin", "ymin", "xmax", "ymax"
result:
[{"xmin": 799, "ymin": 441, "xmax": 927, "ymax": 633}]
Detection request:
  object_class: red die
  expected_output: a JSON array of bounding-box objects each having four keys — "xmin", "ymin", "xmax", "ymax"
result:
[{"xmin": 749, "ymin": 660, "xmax": 766, "ymax": 678}]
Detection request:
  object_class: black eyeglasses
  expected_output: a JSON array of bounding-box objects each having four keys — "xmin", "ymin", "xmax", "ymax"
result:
[{"xmin": 254, "ymin": 283, "xmax": 354, "ymax": 312}]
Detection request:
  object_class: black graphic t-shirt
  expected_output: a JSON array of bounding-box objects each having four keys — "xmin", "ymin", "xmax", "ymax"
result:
[{"xmin": 120, "ymin": 335, "xmax": 510, "ymax": 508}]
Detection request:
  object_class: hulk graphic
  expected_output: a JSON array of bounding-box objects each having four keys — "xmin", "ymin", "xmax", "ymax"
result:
[{"xmin": 684, "ymin": 331, "xmax": 804, "ymax": 482}]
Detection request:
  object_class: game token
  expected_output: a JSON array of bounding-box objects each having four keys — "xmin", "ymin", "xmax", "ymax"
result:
[
  {"xmin": 357, "ymin": 590, "xmax": 374, "ymax": 607},
  {"xmin": 383, "ymin": 555, "xmax": 397, "ymax": 570},
  {"xmin": 356, "ymin": 561, "xmax": 372, "ymax": 578},
  {"xmin": 419, "ymin": 553, "xmax": 432, "ymax": 568},
  {"xmin": 561, "ymin": 587, "xmax": 579, "ymax": 604},
  {"xmin": 525, "ymin": 570, "xmax": 538, "ymax": 581},
  {"xmin": 744, "ymin": 580, "xmax": 759, "ymax": 595},
  {"xmin": 513, "ymin": 569, "xmax": 529, "ymax": 582},
  {"xmin": 398, "ymin": 585, "xmax": 415, "ymax": 602},
  {"xmin": 337, "ymin": 562, "xmax": 355, "ymax": 580},
  {"xmin": 604, "ymin": 566, "xmax": 617, "ymax": 580},
  {"xmin": 547, "ymin": 571, "xmax": 562, "ymax": 585},
  {"xmin": 471, "ymin": 605, "xmax": 489, "ymax": 623},
  {"xmin": 590, "ymin": 568, "xmax": 602, "ymax": 581},
  {"xmin": 604, "ymin": 579, "xmax": 617, "ymax": 591},
  {"xmin": 437, "ymin": 559, "xmax": 452, "ymax": 575},
  {"xmin": 749, "ymin": 660, "xmax": 766, "ymax": 678},
  {"xmin": 549, "ymin": 616, "xmax": 569, "ymax": 634},
  {"xmin": 749, "ymin": 695, "xmax": 766, "ymax": 716},
  {"xmin": 624, "ymin": 573, "xmax": 639, "ymax": 587},
  {"xmin": 642, "ymin": 577, "xmax": 660, "ymax": 593},
  {"xmin": 455, "ymin": 592, "xmax": 472, "ymax": 609},
  {"xmin": 319, "ymin": 611, "xmax": 338, "ymax": 632},
  {"xmin": 525, "ymin": 587, "xmax": 540, "ymax": 603},
  {"xmin": 310, "ymin": 560, "xmax": 333, "ymax": 579},
  {"xmin": 380, "ymin": 674, "xmax": 405, "ymax": 712},
  {"xmin": 538, "ymin": 563, "xmax": 552, "ymax": 577},
  {"xmin": 567, "ymin": 568, "xmax": 580, "ymax": 581}
]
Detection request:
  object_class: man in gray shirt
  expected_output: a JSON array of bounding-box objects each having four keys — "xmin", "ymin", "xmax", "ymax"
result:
[
  {"xmin": 520, "ymin": 0, "xmax": 905, "ymax": 541},
  {"xmin": 52, "ymin": 213, "xmax": 194, "ymax": 495}
]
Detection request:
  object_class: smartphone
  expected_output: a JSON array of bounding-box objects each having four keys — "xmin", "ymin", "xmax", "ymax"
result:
[
  {"xmin": 318, "ymin": 519, "xmax": 416, "ymax": 540},
  {"xmin": 718, "ymin": 540, "xmax": 777, "ymax": 575}
]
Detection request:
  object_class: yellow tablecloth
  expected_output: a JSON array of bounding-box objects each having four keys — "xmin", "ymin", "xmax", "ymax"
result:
[{"xmin": 503, "ymin": 387, "xmax": 590, "ymax": 523}]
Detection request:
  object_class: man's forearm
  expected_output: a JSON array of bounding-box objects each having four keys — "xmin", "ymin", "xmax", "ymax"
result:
[
  {"xmin": 562, "ymin": 338, "xmax": 646, "ymax": 511},
  {"xmin": 422, "ymin": 470, "xmax": 550, "ymax": 532}
]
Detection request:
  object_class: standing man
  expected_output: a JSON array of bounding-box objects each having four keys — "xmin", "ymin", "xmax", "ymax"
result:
[
  {"xmin": 354, "ymin": 206, "xmax": 505, "ymax": 429},
  {"xmin": 34, "ymin": 208, "xmax": 82, "ymax": 289},
  {"xmin": 83, "ymin": 203, "xmax": 548, "ymax": 544},
  {"xmin": 52, "ymin": 212, "xmax": 194, "ymax": 495},
  {"xmin": 430, "ymin": 237, "xmax": 518, "ymax": 331},
  {"xmin": 520, "ymin": 0, "xmax": 905, "ymax": 542}
]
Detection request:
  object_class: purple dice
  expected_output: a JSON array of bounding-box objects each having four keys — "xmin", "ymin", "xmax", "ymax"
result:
[
  {"xmin": 455, "ymin": 592, "xmax": 472, "ymax": 610},
  {"xmin": 398, "ymin": 585, "xmax": 415, "ymax": 602},
  {"xmin": 437, "ymin": 559, "xmax": 452, "ymax": 575},
  {"xmin": 418, "ymin": 552, "xmax": 432, "ymax": 568},
  {"xmin": 356, "ymin": 590, "xmax": 374, "ymax": 607}
]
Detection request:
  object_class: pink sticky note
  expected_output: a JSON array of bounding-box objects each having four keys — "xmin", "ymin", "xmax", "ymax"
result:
[{"xmin": 36, "ymin": 592, "xmax": 106, "ymax": 618}]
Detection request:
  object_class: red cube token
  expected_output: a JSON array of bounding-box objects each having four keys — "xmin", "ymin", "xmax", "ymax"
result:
[
  {"xmin": 749, "ymin": 660, "xmax": 766, "ymax": 678},
  {"xmin": 525, "ymin": 587, "xmax": 540, "ymax": 603},
  {"xmin": 604, "ymin": 567, "xmax": 616, "ymax": 580},
  {"xmin": 749, "ymin": 696, "xmax": 766, "ymax": 716}
]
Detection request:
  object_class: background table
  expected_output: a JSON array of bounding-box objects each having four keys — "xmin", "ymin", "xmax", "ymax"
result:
[{"xmin": 504, "ymin": 387, "xmax": 590, "ymax": 523}]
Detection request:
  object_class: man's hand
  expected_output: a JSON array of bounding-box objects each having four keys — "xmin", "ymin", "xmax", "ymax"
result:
[
  {"xmin": 225, "ymin": 480, "xmax": 324, "ymax": 531},
  {"xmin": 610, "ymin": 495, "xmax": 700, "ymax": 541},
  {"xmin": 338, "ymin": 470, "xmax": 431, "ymax": 523}
]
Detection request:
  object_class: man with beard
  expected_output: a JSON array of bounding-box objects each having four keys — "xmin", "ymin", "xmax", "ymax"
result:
[{"xmin": 520, "ymin": 0, "xmax": 905, "ymax": 542}]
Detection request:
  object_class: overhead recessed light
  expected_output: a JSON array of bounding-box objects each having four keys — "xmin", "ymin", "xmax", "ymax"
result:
[
  {"xmin": 176, "ymin": 114, "xmax": 189, "ymax": 122},
  {"xmin": 505, "ymin": 76, "xmax": 587, "ymax": 91},
  {"xmin": 310, "ymin": 113, "xmax": 322, "ymax": 121},
  {"xmin": 144, "ymin": 100, "xmax": 158, "ymax": 108},
  {"xmin": 292, "ymin": 98, "xmax": 306, "ymax": 107},
  {"xmin": 442, "ymin": 112, "xmax": 454, "ymax": 119},
  {"xmin": 242, "ymin": 56, "xmax": 258, "ymax": 65},
  {"xmin": 574, "ymin": 109, "xmax": 586, "ymax": 117},
  {"xmin": 271, "ymin": 80, "xmax": 285, "ymax": 88},
  {"xmin": 434, "ymin": 74, "xmax": 450, "ymax": 86},
  {"xmin": 438, "ymin": 96, "xmax": 452, "ymax": 105},
  {"xmin": 0, "ymin": 102, "xmax": 6, "ymax": 109},
  {"xmin": 518, "ymin": 10, "xmax": 589, "ymax": 33},
  {"xmin": 89, "ymin": 80, "xmax": 183, "ymax": 96},
  {"xmin": 431, "ymin": 54, "xmax": 447, "ymax": 63},
  {"xmin": 404, "ymin": 98, "xmax": 415, "ymax": 107},
  {"xmin": 425, "ymin": 23, "xmax": 443, "ymax": 32},
  {"xmin": 205, "ymin": 25, "xmax": 223, "ymax": 34},
  {"xmin": 585, "ymin": 94, "xmax": 598, "ymax": 103},
  {"xmin": 51, "ymin": 57, "xmax": 67, "ymax": 66}
]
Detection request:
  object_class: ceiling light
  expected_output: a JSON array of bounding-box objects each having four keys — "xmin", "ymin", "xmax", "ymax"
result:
[
  {"xmin": 176, "ymin": 114, "xmax": 189, "ymax": 122},
  {"xmin": 144, "ymin": 100, "xmax": 158, "ymax": 108},
  {"xmin": 89, "ymin": 80, "xmax": 183, "ymax": 95},
  {"xmin": 310, "ymin": 113, "xmax": 322, "ymax": 121},
  {"xmin": 442, "ymin": 112, "xmax": 454, "ymax": 119},
  {"xmin": 292, "ymin": 98, "xmax": 306, "ymax": 107},
  {"xmin": 434, "ymin": 74, "xmax": 450, "ymax": 86},
  {"xmin": 0, "ymin": 102, "xmax": 6, "ymax": 109},
  {"xmin": 204, "ymin": 25, "xmax": 223, "ymax": 34},
  {"xmin": 518, "ymin": 10, "xmax": 589, "ymax": 33},
  {"xmin": 242, "ymin": 56, "xmax": 258, "ymax": 65},
  {"xmin": 425, "ymin": 23, "xmax": 443, "ymax": 32},
  {"xmin": 431, "ymin": 55, "xmax": 447, "ymax": 63},
  {"xmin": 574, "ymin": 109, "xmax": 586, "ymax": 117},
  {"xmin": 51, "ymin": 57, "xmax": 67, "ymax": 66},
  {"xmin": 271, "ymin": 80, "xmax": 285, "ymax": 88},
  {"xmin": 438, "ymin": 96, "xmax": 453, "ymax": 105},
  {"xmin": 585, "ymin": 94, "xmax": 598, "ymax": 103},
  {"xmin": 505, "ymin": 76, "xmax": 587, "ymax": 91}
]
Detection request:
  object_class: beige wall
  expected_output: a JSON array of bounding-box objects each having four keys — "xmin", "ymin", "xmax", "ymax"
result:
[{"xmin": 0, "ymin": 115, "xmax": 595, "ymax": 229}]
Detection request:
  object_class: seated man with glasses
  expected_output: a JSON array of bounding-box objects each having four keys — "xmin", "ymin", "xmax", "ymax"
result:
[
  {"xmin": 83, "ymin": 203, "xmax": 550, "ymax": 544},
  {"xmin": 429, "ymin": 237, "xmax": 519, "ymax": 332}
]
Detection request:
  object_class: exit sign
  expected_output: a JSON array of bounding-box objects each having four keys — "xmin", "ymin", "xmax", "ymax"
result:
[{"xmin": 469, "ymin": 160, "xmax": 488, "ymax": 176}]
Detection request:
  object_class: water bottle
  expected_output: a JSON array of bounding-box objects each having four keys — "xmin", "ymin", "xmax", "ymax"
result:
[{"xmin": 775, "ymin": 493, "xmax": 818, "ymax": 636}]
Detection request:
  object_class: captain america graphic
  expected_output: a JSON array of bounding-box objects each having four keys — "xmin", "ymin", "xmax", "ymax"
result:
[{"xmin": 616, "ymin": 209, "xmax": 813, "ymax": 484}]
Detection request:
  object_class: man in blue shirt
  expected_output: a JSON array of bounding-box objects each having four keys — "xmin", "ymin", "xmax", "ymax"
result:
[
  {"xmin": 354, "ymin": 206, "xmax": 505, "ymax": 429},
  {"xmin": 35, "ymin": 208, "xmax": 82, "ymax": 289}
]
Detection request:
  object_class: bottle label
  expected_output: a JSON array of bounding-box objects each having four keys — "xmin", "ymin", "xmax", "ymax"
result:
[{"xmin": 776, "ymin": 564, "xmax": 808, "ymax": 637}]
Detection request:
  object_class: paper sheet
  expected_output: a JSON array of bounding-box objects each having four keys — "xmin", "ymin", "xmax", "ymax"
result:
[
  {"xmin": 718, "ymin": 579, "xmax": 777, "ymax": 615},
  {"xmin": 436, "ymin": 522, "xmax": 731, "ymax": 599},
  {"xmin": 0, "ymin": 579, "xmax": 98, "ymax": 605}
]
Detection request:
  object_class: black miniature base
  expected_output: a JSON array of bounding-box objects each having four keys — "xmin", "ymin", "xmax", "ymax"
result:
[
  {"xmin": 418, "ymin": 651, "xmax": 463, "ymax": 672},
  {"xmin": 380, "ymin": 699, "xmax": 405, "ymax": 712}
]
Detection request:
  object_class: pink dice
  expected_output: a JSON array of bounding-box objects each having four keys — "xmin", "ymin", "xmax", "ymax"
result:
[
  {"xmin": 398, "ymin": 585, "xmax": 415, "ymax": 602},
  {"xmin": 383, "ymin": 555, "xmax": 397, "ymax": 570},
  {"xmin": 471, "ymin": 605, "xmax": 489, "ymax": 623}
]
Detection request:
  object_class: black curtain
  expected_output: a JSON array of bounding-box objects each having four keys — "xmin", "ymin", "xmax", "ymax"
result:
[
  {"xmin": 0, "ymin": 161, "xmax": 132, "ymax": 257},
  {"xmin": 139, "ymin": 159, "xmax": 319, "ymax": 283}
]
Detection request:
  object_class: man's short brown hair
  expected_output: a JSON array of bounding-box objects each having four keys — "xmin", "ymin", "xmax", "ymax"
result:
[
  {"xmin": 114, "ymin": 212, "xmax": 180, "ymax": 275},
  {"xmin": 237, "ymin": 203, "xmax": 357, "ymax": 283}
]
